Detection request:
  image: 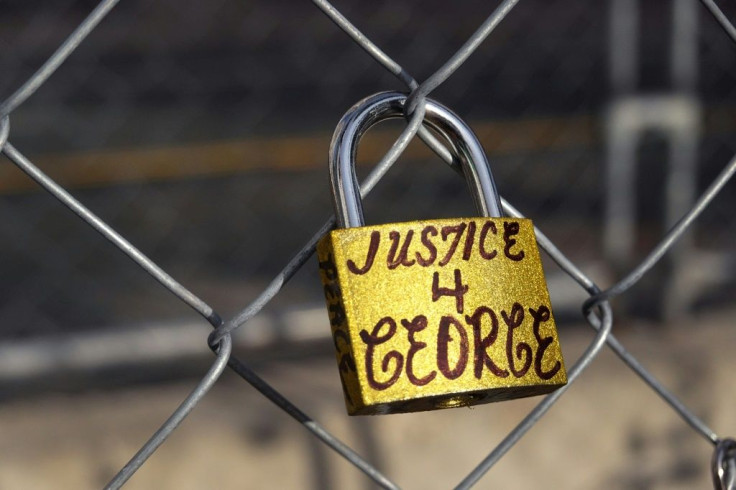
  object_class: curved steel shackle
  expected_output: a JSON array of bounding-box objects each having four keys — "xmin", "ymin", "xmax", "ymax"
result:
[{"xmin": 329, "ymin": 91, "xmax": 503, "ymax": 228}]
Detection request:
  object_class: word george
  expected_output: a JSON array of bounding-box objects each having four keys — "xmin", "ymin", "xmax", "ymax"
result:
[{"xmin": 359, "ymin": 302, "xmax": 561, "ymax": 391}]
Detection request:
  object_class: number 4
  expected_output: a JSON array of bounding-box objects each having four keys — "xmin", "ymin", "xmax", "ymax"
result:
[{"xmin": 431, "ymin": 269, "xmax": 469, "ymax": 314}]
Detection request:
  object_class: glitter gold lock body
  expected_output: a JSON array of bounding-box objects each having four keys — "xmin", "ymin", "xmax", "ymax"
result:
[{"xmin": 318, "ymin": 92, "xmax": 567, "ymax": 415}]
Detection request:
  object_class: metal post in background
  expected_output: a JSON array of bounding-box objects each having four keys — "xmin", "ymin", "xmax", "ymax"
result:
[{"xmin": 605, "ymin": 0, "xmax": 707, "ymax": 319}]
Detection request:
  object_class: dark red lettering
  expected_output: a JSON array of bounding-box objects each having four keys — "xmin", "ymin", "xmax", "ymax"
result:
[
  {"xmin": 416, "ymin": 225, "xmax": 438, "ymax": 266},
  {"xmin": 432, "ymin": 269, "xmax": 469, "ymax": 314},
  {"xmin": 436, "ymin": 316, "xmax": 469, "ymax": 380},
  {"xmin": 439, "ymin": 223, "xmax": 467, "ymax": 266},
  {"xmin": 332, "ymin": 330, "xmax": 356, "ymax": 373},
  {"xmin": 328, "ymin": 302, "xmax": 346, "ymax": 327},
  {"xmin": 318, "ymin": 253, "xmax": 339, "ymax": 280},
  {"xmin": 339, "ymin": 376, "xmax": 354, "ymax": 407},
  {"xmin": 465, "ymin": 306, "xmax": 509, "ymax": 379},
  {"xmin": 462, "ymin": 221, "xmax": 476, "ymax": 260},
  {"xmin": 347, "ymin": 231, "xmax": 380, "ymax": 275},
  {"xmin": 401, "ymin": 316, "xmax": 436, "ymax": 386},
  {"xmin": 359, "ymin": 317, "xmax": 404, "ymax": 390},
  {"xmin": 503, "ymin": 221, "xmax": 525, "ymax": 261},
  {"xmin": 323, "ymin": 282, "xmax": 341, "ymax": 302},
  {"xmin": 501, "ymin": 302, "xmax": 531, "ymax": 378},
  {"xmin": 479, "ymin": 221, "xmax": 498, "ymax": 260},
  {"xmin": 387, "ymin": 230, "xmax": 416, "ymax": 269},
  {"xmin": 529, "ymin": 305, "xmax": 561, "ymax": 380}
]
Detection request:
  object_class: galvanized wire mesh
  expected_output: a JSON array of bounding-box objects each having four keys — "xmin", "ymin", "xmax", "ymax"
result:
[{"xmin": 1, "ymin": 0, "xmax": 735, "ymax": 488}]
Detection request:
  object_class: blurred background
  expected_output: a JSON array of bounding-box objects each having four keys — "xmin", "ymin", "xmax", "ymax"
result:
[{"xmin": 0, "ymin": 0, "xmax": 735, "ymax": 488}]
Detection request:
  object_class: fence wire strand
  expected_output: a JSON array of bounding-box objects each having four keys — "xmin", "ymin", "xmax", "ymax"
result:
[
  {"xmin": 105, "ymin": 334, "xmax": 233, "ymax": 490},
  {"xmin": 0, "ymin": 0, "xmax": 121, "ymax": 118},
  {"xmin": 1, "ymin": 0, "xmax": 735, "ymax": 488},
  {"xmin": 700, "ymin": 0, "xmax": 736, "ymax": 45},
  {"xmin": 310, "ymin": 0, "xmax": 457, "ymax": 168}
]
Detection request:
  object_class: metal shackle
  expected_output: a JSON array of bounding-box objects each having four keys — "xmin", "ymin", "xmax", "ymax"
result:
[{"xmin": 329, "ymin": 91, "xmax": 503, "ymax": 228}]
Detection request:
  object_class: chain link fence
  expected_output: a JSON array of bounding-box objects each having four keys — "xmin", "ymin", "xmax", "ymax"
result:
[{"xmin": 1, "ymin": 0, "xmax": 735, "ymax": 488}]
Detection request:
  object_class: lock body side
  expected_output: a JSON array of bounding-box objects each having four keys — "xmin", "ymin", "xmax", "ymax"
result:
[{"xmin": 317, "ymin": 217, "xmax": 567, "ymax": 415}]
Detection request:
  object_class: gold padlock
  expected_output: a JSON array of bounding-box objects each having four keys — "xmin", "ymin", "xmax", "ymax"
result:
[{"xmin": 317, "ymin": 91, "xmax": 567, "ymax": 415}]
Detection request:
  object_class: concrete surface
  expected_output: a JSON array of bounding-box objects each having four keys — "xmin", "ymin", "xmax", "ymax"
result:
[{"xmin": 0, "ymin": 307, "xmax": 734, "ymax": 489}]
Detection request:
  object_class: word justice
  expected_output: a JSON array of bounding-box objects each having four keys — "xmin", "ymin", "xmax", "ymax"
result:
[
  {"xmin": 346, "ymin": 220, "xmax": 526, "ymax": 275},
  {"xmin": 359, "ymin": 302, "xmax": 562, "ymax": 391}
]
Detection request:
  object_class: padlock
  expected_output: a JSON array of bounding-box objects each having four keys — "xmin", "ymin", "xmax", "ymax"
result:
[{"xmin": 317, "ymin": 91, "xmax": 567, "ymax": 415}]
